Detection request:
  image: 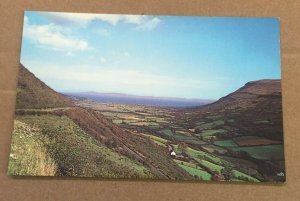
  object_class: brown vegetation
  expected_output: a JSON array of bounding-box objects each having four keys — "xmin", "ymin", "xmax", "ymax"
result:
[
  {"xmin": 16, "ymin": 64, "xmax": 73, "ymax": 109},
  {"xmin": 65, "ymin": 107, "xmax": 193, "ymax": 180}
]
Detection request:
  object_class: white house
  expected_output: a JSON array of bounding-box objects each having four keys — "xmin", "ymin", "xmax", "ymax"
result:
[{"xmin": 170, "ymin": 151, "xmax": 176, "ymax": 156}]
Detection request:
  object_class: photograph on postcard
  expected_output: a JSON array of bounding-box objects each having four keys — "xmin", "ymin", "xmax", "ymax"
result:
[{"xmin": 8, "ymin": 11, "xmax": 285, "ymax": 182}]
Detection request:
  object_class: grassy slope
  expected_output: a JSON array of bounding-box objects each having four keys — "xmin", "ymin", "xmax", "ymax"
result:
[
  {"xmin": 14, "ymin": 115, "xmax": 153, "ymax": 178},
  {"xmin": 8, "ymin": 120, "xmax": 57, "ymax": 176}
]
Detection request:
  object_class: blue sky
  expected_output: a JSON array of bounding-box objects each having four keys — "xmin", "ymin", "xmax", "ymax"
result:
[{"xmin": 20, "ymin": 11, "xmax": 281, "ymax": 100}]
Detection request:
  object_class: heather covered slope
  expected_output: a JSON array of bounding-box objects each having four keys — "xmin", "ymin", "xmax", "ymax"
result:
[
  {"xmin": 65, "ymin": 107, "xmax": 192, "ymax": 179},
  {"xmin": 181, "ymin": 80, "xmax": 283, "ymax": 141},
  {"xmin": 16, "ymin": 64, "xmax": 73, "ymax": 109}
]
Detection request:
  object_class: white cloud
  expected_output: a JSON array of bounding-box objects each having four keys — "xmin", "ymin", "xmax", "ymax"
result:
[
  {"xmin": 122, "ymin": 15, "xmax": 146, "ymax": 24},
  {"xmin": 38, "ymin": 12, "xmax": 161, "ymax": 30},
  {"xmin": 136, "ymin": 17, "xmax": 161, "ymax": 30},
  {"xmin": 23, "ymin": 18, "xmax": 89, "ymax": 51},
  {"xmin": 27, "ymin": 63, "xmax": 209, "ymax": 92},
  {"xmin": 22, "ymin": 60, "xmax": 226, "ymax": 98}
]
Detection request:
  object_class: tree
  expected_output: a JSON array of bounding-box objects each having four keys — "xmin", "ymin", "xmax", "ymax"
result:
[
  {"xmin": 221, "ymin": 163, "xmax": 233, "ymax": 181},
  {"xmin": 177, "ymin": 142, "xmax": 187, "ymax": 154}
]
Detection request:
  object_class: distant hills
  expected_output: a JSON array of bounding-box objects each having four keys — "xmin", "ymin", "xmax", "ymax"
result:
[
  {"xmin": 16, "ymin": 64, "xmax": 73, "ymax": 109},
  {"xmin": 64, "ymin": 91, "xmax": 214, "ymax": 107}
]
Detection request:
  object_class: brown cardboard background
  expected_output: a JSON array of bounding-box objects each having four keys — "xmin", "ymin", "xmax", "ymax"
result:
[{"xmin": 0, "ymin": 0, "xmax": 299, "ymax": 200}]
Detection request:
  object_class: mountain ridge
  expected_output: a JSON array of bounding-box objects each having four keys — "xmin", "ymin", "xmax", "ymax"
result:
[
  {"xmin": 65, "ymin": 91, "xmax": 215, "ymax": 102},
  {"xmin": 180, "ymin": 79, "xmax": 283, "ymax": 141}
]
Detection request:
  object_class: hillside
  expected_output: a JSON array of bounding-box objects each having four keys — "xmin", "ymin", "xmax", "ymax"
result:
[
  {"xmin": 11, "ymin": 64, "xmax": 192, "ymax": 179},
  {"xmin": 173, "ymin": 80, "xmax": 285, "ymax": 181},
  {"xmin": 180, "ymin": 79, "xmax": 283, "ymax": 141},
  {"xmin": 65, "ymin": 107, "xmax": 192, "ymax": 179},
  {"xmin": 16, "ymin": 64, "xmax": 73, "ymax": 109}
]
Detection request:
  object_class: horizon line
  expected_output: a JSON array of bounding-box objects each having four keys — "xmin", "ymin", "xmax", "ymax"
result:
[{"xmin": 61, "ymin": 90, "xmax": 216, "ymax": 102}]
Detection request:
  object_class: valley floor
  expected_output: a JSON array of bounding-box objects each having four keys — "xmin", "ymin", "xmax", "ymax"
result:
[
  {"xmin": 72, "ymin": 100, "xmax": 285, "ymax": 182},
  {"xmin": 8, "ymin": 98, "xmax": 285, "ymax": 182}
]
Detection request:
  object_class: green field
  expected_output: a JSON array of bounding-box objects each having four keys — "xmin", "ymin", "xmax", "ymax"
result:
[
  {"xmin": 142, "ymin": 134, "xmax": 168, "ymax": 147},
  {"xmin": 214, "ymin": 140, "xmax": 238, "ymax": 148},
  {"xmin": 202, "ymin": 145, "xmax": 227, "ymax": 154},
  {"xmin": 231, "ymin": 144, "xmax": 284, "ymax": 160},
  {"xmin": 195, "ymin": 120, "xmax": 224, "ymax": 130},
  {"xmin": 198, "ymin": 129, "xmax": 227, "ymax": 137},
  {"xmin": 174, "ymin": 159, "xmax": 211, "ymax": 180},
  {"xmin": 197, "ymin": 160, "xmax": 224, "ymax": 173},
  {"xmin": 185, "ymin": 147, "xmax": 224, "ymax": 165},
  {"xmin": 173, "ymin": 135, "xmax": 206, "ymax": 145},
  {"xmin": 159, "ymin": 129, "xmax": 174, "ymax": 136},
  {"xmin": 232, "ymin": 170, "xmax": 260, "ymax": 182}
]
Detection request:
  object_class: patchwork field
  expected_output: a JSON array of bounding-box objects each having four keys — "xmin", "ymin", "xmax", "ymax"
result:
[{"xmin": 72, "ymin": 98, "xmax": 285, "ymax": 182}]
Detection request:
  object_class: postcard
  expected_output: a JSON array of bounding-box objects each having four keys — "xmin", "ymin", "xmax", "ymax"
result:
[{"xmin": 8, "ymin": 11, "xmax": 285, "ymax": 182}]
